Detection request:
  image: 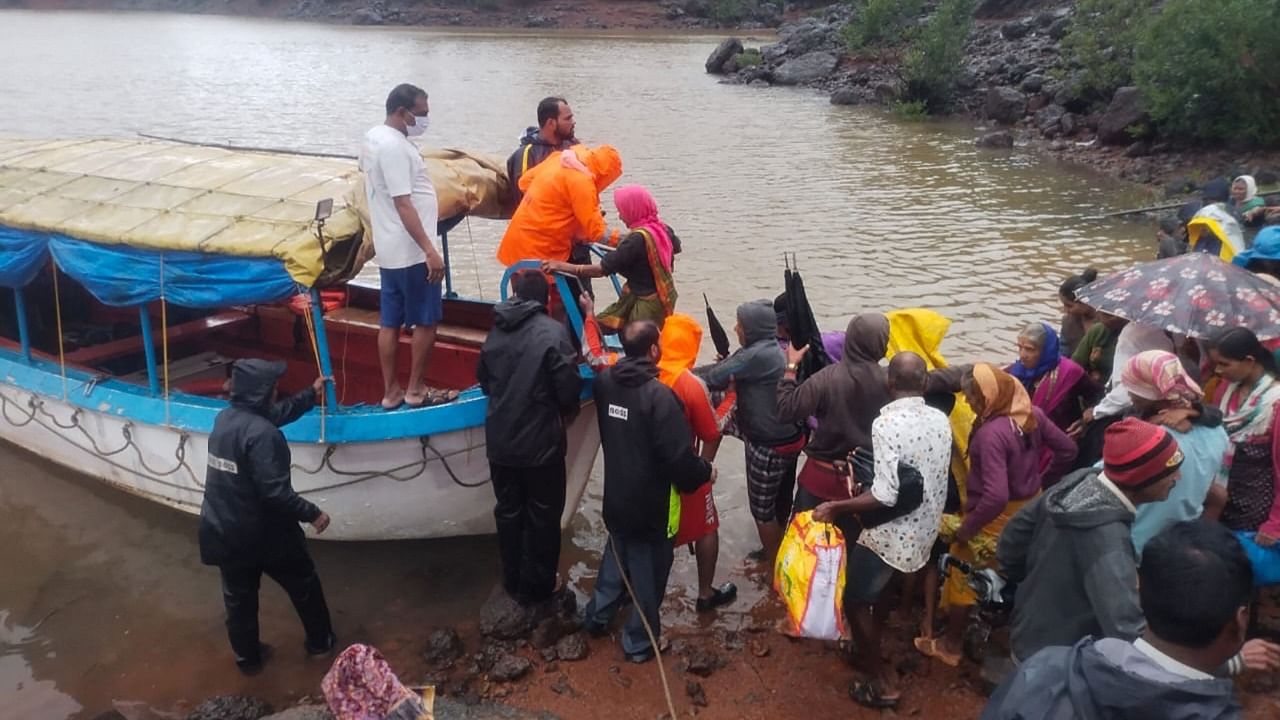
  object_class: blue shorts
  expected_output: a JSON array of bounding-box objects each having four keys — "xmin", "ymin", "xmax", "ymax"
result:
[{"xmin": 379, "ymin": 263, "xmax": 442, "ymax": 329}]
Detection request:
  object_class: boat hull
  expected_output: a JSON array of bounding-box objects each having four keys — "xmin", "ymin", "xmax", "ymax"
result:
[{"xmin": 0, "ymin": 383, "xmax": 600, "ymax": 541}]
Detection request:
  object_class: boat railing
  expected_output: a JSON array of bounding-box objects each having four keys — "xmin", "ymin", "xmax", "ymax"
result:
[{"xmin": 498, "ymin": 260, "xmax": 622, "ymax": 351}]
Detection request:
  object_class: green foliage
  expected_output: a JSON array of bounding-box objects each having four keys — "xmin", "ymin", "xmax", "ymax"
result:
[
  {"xmin": 899, "ymin": 0, "xmax": 975, "ymax": 113},
  {"xmin": 842, "ymin": 0, "xmax": 923, "ymax": 50},
  {"xmin": 1133, "ymin": 0, "xmax": 1280, "ymax": 146},
  {"xmin": 1060, "ymin": 0, "xmax": 1152, "ymax": 104},
  {"xmin": 712, "ymin": 0, "xmax": 764, "ymax": 22},
  {"xmin": 891, "ymin": 99, "xmax": 930, "ymax": 120},
  {"xmin": 733, "ymin": 50, "xmax": 764, "ymax": 68}
]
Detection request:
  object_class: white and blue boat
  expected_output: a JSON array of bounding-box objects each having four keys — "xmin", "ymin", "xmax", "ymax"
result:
[{"xmin": 0, "ymin": 137, "xmax": 604, "ymax": 540}]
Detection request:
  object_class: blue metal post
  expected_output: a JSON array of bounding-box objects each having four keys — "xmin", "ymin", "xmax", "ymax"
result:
[
  {"xmin": 13, "ymin": 288, "xmax": 31, "ymax": 363},
  {"xmin": 441, "ymin": 230, "xmax": 457, "ymax": 299},
  {"xmin": 309, "ymin": 289, "xmax": 340, "ymax": 409},
  {"xmin": 138, "ymin": 304, "xmax": 161, "ymax": 395}
]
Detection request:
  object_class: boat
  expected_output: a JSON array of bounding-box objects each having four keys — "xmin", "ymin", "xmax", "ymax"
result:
[{"xmin": 0, "ymin": 136, "xmax": 606, "ymax": 541}]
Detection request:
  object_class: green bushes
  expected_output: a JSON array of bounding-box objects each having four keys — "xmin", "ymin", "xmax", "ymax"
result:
[
  {"xmin": 733, "ymin": 49, "xmax": 764, "ymax": 68},
  {"xmin": 843, "ymin": 0, "xmax": 923, "ymax": 50},
  {"xmin": 1059, "ymin": 0, "xmax": 1151, "ymax": 104},
  {"xmin": 1133, "ymin": 0, "xmax": 1280, "ymax": 146},
  {"xmin": 899, "ymin": 0, "xmax": 975, "ymax": 113}
]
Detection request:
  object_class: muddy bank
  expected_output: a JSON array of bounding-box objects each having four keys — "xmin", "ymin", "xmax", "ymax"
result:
[{"xmin": 704, "ymin": 1, "xmax": 1280, "ymax": 197}]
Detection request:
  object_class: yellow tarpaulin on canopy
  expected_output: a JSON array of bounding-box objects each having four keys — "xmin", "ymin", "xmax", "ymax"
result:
[
  {"xmin": 0, "ymin": 137, "xmax": 510, "ymax": 287},
  {"xmin": 885, "ymin": 308, "xmax": 976, "ymax": 504}
]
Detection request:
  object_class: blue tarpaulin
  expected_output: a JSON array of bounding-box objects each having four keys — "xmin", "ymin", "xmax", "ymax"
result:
[{"xmin": 0, "ymin": 226, "xmax": 299, "ymax": 307}]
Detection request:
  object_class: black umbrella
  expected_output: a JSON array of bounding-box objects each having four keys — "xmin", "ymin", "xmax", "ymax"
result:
[
  {"xmin": 703, "ymin": 293, "xmax": 731, "ymax": 358},
  {"xmin": 783, "ymin": 253, "xmax": 832, "ymax": 381}
]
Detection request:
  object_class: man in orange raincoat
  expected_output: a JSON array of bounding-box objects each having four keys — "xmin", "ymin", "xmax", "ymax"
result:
[
  {"xmin": 496, "ymin": 144, "xmax": 623, "ymax": 273},
  {"xmin": 656, "ymin": 314, "xmax": 737, "ymax": 613}
]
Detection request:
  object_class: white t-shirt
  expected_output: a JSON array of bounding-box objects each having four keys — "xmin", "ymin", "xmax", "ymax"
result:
[
  {"xmin": 359, "ymin": 124, "xmax": 438, "ymax": 270},
  {"xmin": 859, "ymin": 396, "xmax": 953, "ymax": 573}
]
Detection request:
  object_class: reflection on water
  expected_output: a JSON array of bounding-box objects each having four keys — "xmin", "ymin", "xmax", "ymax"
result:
[{"xmin": 0, "ymin": 9, "xmax": 1151, "ymax": 718}]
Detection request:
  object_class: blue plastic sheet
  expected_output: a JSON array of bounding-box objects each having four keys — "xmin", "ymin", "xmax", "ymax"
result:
[
  {"xmin": 0, "ymin": 225, "xmax": 299, "ymax": 307},
  {"xmin": 0, "ymin": 226, "xmax": 50, "ymax": 289}
]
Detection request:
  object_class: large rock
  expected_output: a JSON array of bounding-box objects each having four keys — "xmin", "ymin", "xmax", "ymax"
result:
[
  {"xmin": 488, "ymin": 654, "xmax": 533, "ymax": 683},
  {"xmin": 976, "ymin": 131, "xmax": 1014, "ymax": 148},
  {"xmin": 705, "ymin": 37, "xmax": 743, "ymax": 74},
  {"xmin": 260, "ymin": 707, "xmax": 333, "ymax": 720},
  {"xmin": 1097, "ymin": 86, "xmax": 1150, "ymax": 145},
  {"xmin": 186, "ymin": 697, "xmax": 273, "ymax": 720},
  {"xmin": 479, "ymin": 586, "xmax": 535, "ymax": 640},
  {"xmin": 1034, "ymin": 103, "xmax": 1066, "ymax": 135},
  {"xmin": 1000, "ymin": 18, "xmax": 1033, "ymax": 39},
  {"xmin": 779, "ymin": 19, "xmax": 835, "ymax": 56},
  {"xmin": 985, "ymin": 86, "xmax": 1027, "ymax": 124},
  {"xmin": 772, "ymin": 51, "xmax": 838, "ymax": 86},
  {"xmin": 760, "ymin": 42, "xmax": 788, "ymax": 64},
  {"xmin": 830, "ymin": 86, "xmax": 866, "ymax": 105},
  {"xmin": 423, "ymin": 628, "xmax": 465, "ymax": 668}
]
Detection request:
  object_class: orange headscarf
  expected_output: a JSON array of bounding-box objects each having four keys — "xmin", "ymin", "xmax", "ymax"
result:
[
  {"xmin": 657, "ymin": 313, "xmax": 702, "ymax": 387},
  {"xmin": 971, "ymin": 362, "xmax": 1037, "ymax": 433}
]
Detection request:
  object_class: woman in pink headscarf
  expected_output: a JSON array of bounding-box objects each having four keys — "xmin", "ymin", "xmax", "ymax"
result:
[{"xmin": 542, "ymin": 184, "xmax": 680, "ymax": 332}]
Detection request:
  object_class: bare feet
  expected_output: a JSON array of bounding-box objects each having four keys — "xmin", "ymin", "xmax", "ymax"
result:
[{"xmin": 381, "ymin": 386, "xmax": 405, "ymax": 411}]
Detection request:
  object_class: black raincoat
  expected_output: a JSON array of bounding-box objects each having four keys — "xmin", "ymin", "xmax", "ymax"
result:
[
  {"xmin": 477, "ymin": 297, "xmax": 582, "ymax": 467},
  {"xmin": 198, "ymin": 359, "xmax": 320, "ymax": 567}
]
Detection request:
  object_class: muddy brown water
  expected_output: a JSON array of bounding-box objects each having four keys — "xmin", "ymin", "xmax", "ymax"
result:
[{"xmin": 0, "ymin": 9, "xmax": 1154, "ymax": 718}]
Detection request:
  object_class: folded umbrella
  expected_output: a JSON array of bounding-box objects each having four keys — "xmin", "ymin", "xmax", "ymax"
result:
[
  {"xmin": 1075, "ymin": 253, "xmax": 1280, "ymax": 340},
  {"xmin": 703, "ymin": 293, "xmax": 731, "ymax": 358},
  {"xmin": 784, "ymin": 254, "xmax": 832, "ymax": 380}
]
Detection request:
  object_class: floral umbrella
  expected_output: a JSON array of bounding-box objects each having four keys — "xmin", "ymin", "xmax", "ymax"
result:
[{"xmin": 1075, "ymin": 253, "xmax": 1280, "ymax": 340}]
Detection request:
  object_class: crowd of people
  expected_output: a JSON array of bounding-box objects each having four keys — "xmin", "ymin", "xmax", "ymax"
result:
[{"xmin": 193, "ymin": 82, "xmax": 1280, "ymax": 718}]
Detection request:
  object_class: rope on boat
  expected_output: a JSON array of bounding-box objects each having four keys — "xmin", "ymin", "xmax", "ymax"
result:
[
  {"xmin": 0, "ymin": 390, "xmax": 487, "ymax": 496},
  {"xmin": 0, "ymin": 390, "xmax": 196, "ymax": 489},
  {"xmin": 297, "ymin": 286, "xmax": 327, "ymax": 443},
  {"xmin": 290, "ymin": 436, "xmax": 489, "ymax": 492},
  {"xmin": 51, "ymin": 263, "xmax": 68, "ymax": 401}
]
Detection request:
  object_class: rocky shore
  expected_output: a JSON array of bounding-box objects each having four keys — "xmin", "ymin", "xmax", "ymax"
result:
[{"xmin": 705, "ymin": 0, "xmax": 1280, "ymax": 197}]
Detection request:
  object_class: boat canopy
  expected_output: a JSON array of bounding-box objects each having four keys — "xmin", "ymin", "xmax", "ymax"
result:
[{"xmin": 0, "ymin": 137, "xmax": 511, "ymax": 307}]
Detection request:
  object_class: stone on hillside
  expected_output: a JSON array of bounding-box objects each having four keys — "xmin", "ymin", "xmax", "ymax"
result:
[
  {"xmin": 772, "ymin": 51, "xmax": 838, "ymax": 86},
  {"xmin": 761, "ymin": 42, "xmax": 788, "ymax": 64},
  {"xmin": 1018, "ymin": 74, "xmax": 1044, "ymax": 94},
  {"xmin": 985, "ymin": 86, "xmax": 1027, "ymax": 124},
  {"xmin": 705, "ymin": 37, "xmax": 743, "ymax": 74},
  {"xmin": 1000, "ymin": 18, "xmax": 1033, "ymax": 39},
  {"xmin": 1034, "ymin": 103, "xmax": 1065, "ymax": 135},
  {"xmin": 1097, "ymin": 86, "xmax": 1151, "ymax": 145}
]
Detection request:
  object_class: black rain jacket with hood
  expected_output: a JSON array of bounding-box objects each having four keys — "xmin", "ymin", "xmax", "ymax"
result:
[
  {"xmin": 477, "ymin": 297, "xmax": 582, "ymax": 467},
  {"xmin": 505, "ymin": 128, "xmax": 578, "ymax": 210},
  {"xmin": 198, "ymin": 359, "xmax": 320, "ymax": 567},
  {"xmin": 595, "ymin": 356, "xmax": 712, "ymax": 542}
]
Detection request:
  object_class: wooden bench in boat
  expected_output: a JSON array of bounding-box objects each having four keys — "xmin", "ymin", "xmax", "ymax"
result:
[
  {"xmin": 64, "ymin": 310, "xmax": 253, "ymax": 366},
  {"xmin": 324, "ymin": 306, "xmax": 489, "ymax": 347}
]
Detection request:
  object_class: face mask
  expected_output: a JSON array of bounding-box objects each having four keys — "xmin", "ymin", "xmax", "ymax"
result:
[{"xmin": 406, "ymin": 113, "xmax": 429, "ymax": 137}]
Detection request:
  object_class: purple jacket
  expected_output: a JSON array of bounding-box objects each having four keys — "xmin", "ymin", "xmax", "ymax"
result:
[{"xmin": 959, "ymin": 407, "xmax": 1077, "ymax": 539}]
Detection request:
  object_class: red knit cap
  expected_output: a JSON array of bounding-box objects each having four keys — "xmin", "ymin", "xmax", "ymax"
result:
[{"xmin": 1103, "ymin": 417, "xmax": 1184, "ymax": 488}]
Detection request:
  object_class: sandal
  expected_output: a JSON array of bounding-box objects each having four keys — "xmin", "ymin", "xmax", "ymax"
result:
[
  {"xmin": 696, "ymin": 582, "xmax": 738, "ymax": 613},
  {"xmin": 404, "ymin": 388, "xmax": 459, "ymax": 408},
  {"xmin": 849, "ymin": 680, "xmax": 900, "ymax": 709},
  {"xmin": 913, "ymin": 636, "xmax": 961, "ymax": 667}
]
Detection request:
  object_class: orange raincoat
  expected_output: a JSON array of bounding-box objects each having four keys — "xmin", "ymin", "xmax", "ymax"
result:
[{"xmin": 495, "ymin": 145, "xmax": 623, "ymax": 267}]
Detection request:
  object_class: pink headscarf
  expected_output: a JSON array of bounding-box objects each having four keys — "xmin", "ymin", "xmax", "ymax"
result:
[
  {"xmin": 613, "ymin": 185, "xmax": 674, "ymax": 271},
  {"xmin": 1122, "ymin": 350, "xmax": 1203, "ymax": 405},
  {"xmin": 322, "ymin": 644, "xmax": 424, "ymax": 720}
]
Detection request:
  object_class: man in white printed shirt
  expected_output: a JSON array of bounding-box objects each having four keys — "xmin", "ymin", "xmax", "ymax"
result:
[
  {"xmin": 359, "ymin": 83, "xmax": 448, "ymax": 410},
  {"xmin": 815, "ymin": 352, "xmax": 951, "ymax": 710}
]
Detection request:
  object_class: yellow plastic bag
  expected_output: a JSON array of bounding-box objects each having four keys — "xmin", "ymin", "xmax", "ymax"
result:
[{"xmin": 773, "ymin": 510, "xmax": 847, "ymax": 641}]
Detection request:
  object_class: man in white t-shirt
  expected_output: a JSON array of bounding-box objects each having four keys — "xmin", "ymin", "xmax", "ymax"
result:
[
  {"xmin": 360, "ymin": 83, "xmax": 448, "ymax": 410},
  {"xmin": 814, "ymin": 352, "xmax": 952, "ymax": 709}
]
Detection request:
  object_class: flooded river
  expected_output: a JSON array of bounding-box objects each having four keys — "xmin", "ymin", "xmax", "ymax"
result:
[{"xmin": 0, "ymin": 9, "xmax": 1151, "ymax": 718}]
